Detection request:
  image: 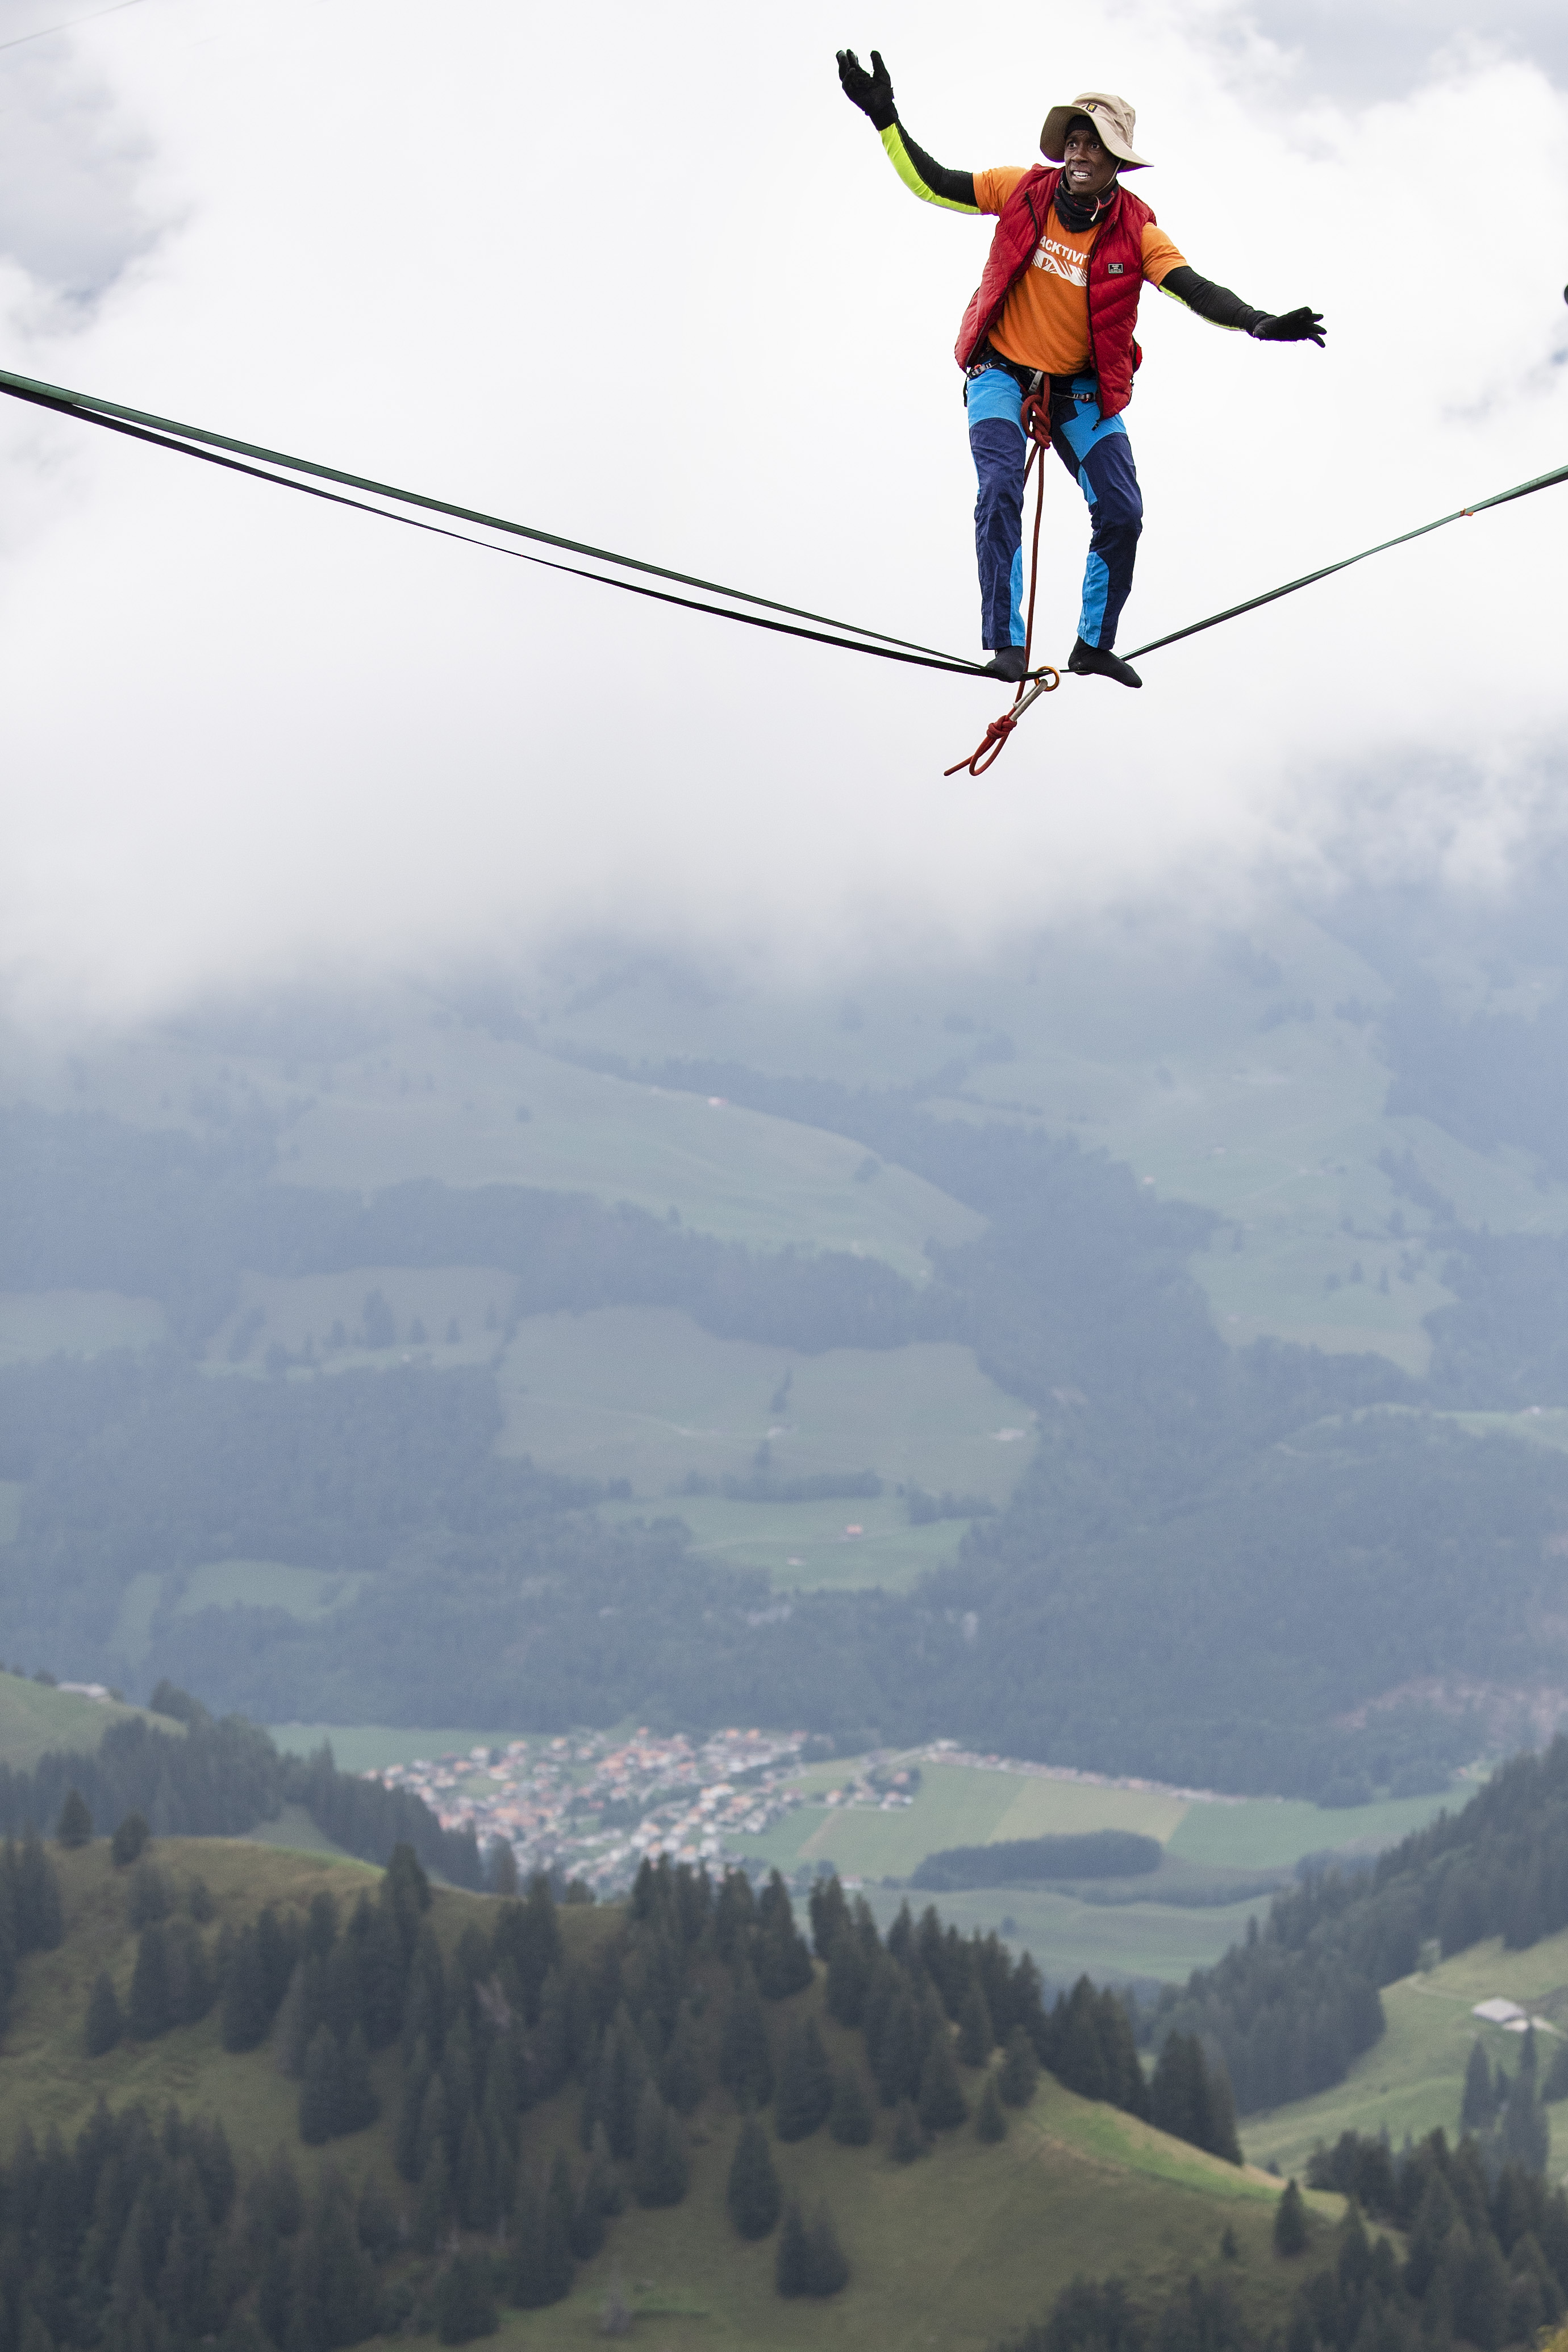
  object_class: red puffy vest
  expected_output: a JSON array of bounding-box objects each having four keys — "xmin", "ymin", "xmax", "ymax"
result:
[{"xmin": 954, "ymin": 165, "xmax": 1155, "ymax": 418}]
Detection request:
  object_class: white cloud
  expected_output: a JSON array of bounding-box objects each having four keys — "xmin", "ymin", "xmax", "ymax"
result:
[{"xmin": 0, "ymin": 0, "xmax": 1565, "ymax": 1023}]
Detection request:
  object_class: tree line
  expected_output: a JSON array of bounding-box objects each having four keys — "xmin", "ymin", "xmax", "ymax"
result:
[
  {"xmin": 0, "ymin": 1688, "xmax": 482, "ymax": 1887},
  {"xmin": 1153, "ymin": 1736, "xmax": 1568, "ymax": 2116}
]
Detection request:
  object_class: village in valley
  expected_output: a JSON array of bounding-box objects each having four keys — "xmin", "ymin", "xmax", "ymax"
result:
[{"xmin": 365, "ymin": 1725, "xmax": 931, "ymax": 1894}]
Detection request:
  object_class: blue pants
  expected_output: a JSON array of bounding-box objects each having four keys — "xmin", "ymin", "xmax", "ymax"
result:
[{"xmin": 966, "ymin": 368, "xmax": 1143, "ymax": 651}]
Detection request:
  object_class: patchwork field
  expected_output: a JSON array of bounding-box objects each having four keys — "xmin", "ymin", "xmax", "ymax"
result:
[
  {"xmin": 497, "ymin": 1305, "xmax": 1033, "ymax": 1508},
  {"xmin": 268, "ymin": 1723, "xmax": 529, "ymax": 1771},
  {"xmin": 619, "ymin": 1491, "xmax": 974, "ymax": 1597},
  {"xmin": 274, "ymin": 1023, "xmax": 982, "ymax": 1279},
  {"xmin": 1241, "ymin": 1925, "xmax": 1568, "ymax": 2179}
]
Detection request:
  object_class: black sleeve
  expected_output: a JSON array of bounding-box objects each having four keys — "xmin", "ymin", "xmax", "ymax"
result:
[
  {"xmin": 1162, "ymin": 263, "xmax": 1268, "ymax": 335},
  {"xmin": 893, "ymin": 124, "xmax": 978, "ymax": 211}
]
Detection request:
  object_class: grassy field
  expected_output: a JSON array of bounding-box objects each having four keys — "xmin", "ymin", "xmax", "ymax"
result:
[
  {"xmin": 0, "ymin": 1667, "xmax": 164, "ymax": 1770},
  {"xmin": 1165, "ymin": 1788, "xmax": 1462, "ymax": 1870},
  {"xmin": 0, "ymin": 1286, "xmax": 167, "ymax": 1363},
  {"xmin": 496, "ymin": 1303, "xmax": 1033, "ymax": 1508},
  {"xmin": 3, "ymin": 1832, "xmax": 1330, "ymax": 2352},
  {"xmin": 861, "ymin": 1884, "xmax": 1275, "ymax": 1992},
  {"xmin": 273, "ymin": 1021, "xmax": 982, "ymax": 1281},
  {"xmin": 1242, "ymin": 1926, "xmax": 1568, "ymax": 2180},
  {"xmin": 608, "ymin": 1491, "xmax": 973, "ymax": 1597}
]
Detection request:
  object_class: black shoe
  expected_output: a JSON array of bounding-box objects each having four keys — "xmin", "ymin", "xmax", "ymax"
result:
[
  {"xmin": 981, "ymin": 646, "xmax": 1029, "ymax": 682},
  {"xmin": 1067, "ymin": 636, "xmax": 1142, "ymax": 689}
]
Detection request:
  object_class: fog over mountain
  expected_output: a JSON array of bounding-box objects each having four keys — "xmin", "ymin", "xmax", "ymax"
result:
[{"xmin": 0, "ymin": 0, "xmax": 1563, "ymax": 1024}]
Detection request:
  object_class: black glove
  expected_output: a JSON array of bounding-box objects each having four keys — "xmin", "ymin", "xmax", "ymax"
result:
[
  {"xmin": 1250, "ymin": 306, "xmax": 1326, "ymax": 347},
  {"xmin": 836, "ymin": 47, "xmax": 896, "ymax": 131}
]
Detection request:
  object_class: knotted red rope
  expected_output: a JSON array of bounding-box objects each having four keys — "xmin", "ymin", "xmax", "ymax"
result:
[{"xmin": 945, "ymin": 405, "xmax": 1060, "ymax": 777}]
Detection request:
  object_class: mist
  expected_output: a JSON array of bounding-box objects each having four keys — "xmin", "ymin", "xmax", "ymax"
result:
[{"xmin": 0, "ymin": 0, "xmax": 1565, "ymax": 1024}]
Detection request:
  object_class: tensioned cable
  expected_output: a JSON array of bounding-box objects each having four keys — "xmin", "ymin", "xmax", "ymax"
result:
[
  {"xmin": 3, "ymin": 360, "xmax": 1565, "ymax": 698},
  {"xmin": 0, "ymin": 364, "xmax": 987, "ymax": 675},
  {"xmin": 1124, "ymin": 458, "xmax": 1568, "ymax": 661}
]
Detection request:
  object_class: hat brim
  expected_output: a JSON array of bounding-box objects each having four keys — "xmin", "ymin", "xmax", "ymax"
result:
[{"xmin": 1040, "ymin": 101, "xmax": 1151, "ymax": 169}]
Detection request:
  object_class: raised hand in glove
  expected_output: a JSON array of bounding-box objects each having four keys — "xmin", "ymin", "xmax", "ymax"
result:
[
  {"xmin": 1250, "ymin": 306, "xmax": 1326, "ymax": 347},
  {"xmin": 836, "ymin": 47, "xmax": 896, "ymax": 131}
]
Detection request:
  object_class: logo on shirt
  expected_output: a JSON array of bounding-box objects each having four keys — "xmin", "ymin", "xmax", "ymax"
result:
[
  {"xmin": 1030, "ymin": 235, "xmax": 1089, "ymax": 288},
  {"xmin": 1107, "ymin": 262, "xmax": 1125, "ymax": 275}
]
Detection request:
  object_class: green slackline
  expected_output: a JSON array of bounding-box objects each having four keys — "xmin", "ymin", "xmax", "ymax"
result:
[
  {"xmin": 1, "ymin": 360, "xmax": 1564, "ymax": 691},
  {"xmin": 0, "ymin": 363, "xmax": 986, "ymax": 677},
  {"xmin": 1124, "ymin": 456, "xmax": 1568, "ymax": 661}
]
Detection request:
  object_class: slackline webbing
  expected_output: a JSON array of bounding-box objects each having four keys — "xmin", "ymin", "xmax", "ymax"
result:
[
  {"xmin": 0, "ymin": 364, "xmax": 987, "ymax": 678},
  {"xmin": 1123, "ymin": 456, "xmax": 1568, "ymax": 661},
  {"xmin": 2, "ymin": 360, "xmax": 1565, "ymax": 708}
]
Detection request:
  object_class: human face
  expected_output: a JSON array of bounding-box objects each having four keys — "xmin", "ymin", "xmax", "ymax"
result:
[{"xmin": 1062, "ymin": 118, "xmax": 1118, "ymax": 198}]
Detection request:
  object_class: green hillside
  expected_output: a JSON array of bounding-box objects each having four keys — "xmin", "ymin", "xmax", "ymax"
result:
[
  {"xmin": 0, "ymin": 1665, "xmax": 165, "ymax": 1770},
  {"xmin": 1, "ymin": 1836, "xmax": 1321, "ymax": 2352},
  {"xmin": 1242, "ymin": 1926, "xmax": 1568, "ymax": 2181}
]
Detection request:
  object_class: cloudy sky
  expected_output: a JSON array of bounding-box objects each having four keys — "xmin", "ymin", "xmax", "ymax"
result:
[{"xmin": 0, "ymin": 0, "xmax": 1564, "ymax": 1019}]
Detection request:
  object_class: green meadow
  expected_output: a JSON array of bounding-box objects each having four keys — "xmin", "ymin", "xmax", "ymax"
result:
[
  {"xmin": 496, "ymin": 1304, "xmax": 1032, "ymax": 1512},
  {"xmin": 1242, "ymin": 1925, "xmax": 1568, "ymax": 2179},
  {"xmin": 5, "ymin": 1833, "xmax": 1325, "ymax": 2352},
  {"xmin": 275, "ymin": 1023, "xmax": 981, "ymax": 1281},
  {"xmin": 0, "ymin": 1667, "xmax": 165, "ymax": 1770}
]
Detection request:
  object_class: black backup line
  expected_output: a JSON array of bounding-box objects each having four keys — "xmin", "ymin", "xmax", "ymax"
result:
[{"xmin": 2, "ymin": 362, "xmax": 1566, "ymax": 686}]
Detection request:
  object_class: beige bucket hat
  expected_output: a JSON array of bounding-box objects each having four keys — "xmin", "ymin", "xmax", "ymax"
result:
[{"xmin": 1040, "ymin": 91, "xmax": 1151, "ymax": 170}]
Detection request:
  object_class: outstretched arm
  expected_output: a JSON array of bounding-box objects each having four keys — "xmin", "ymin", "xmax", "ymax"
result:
[
  {"xmin": 1163, "ymin": 264, "xmax": 1325, "ymax": 345},
  {"xmin": 836, "ymin": 48, "xmax": 980, "ymax": 213}
]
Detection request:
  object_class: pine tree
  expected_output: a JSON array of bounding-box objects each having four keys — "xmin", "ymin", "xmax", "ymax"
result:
[
  {"xmin": 435, "ymin": 2252, "xmax": 498, "ymax": 2345},
  {"xmin": 298, "ymin": 2024, "xmax": 346, "ymax": 2146},
  {"xmin": 808, "ymin": 1873, "xmax": 850, "ymax": 1959},
  {"xmin": 633, "ymin": 2081, "xmax": 689, "ymax": 2208},
  {"xmin": 917, "ymin": 2033, "xmax": 969, "ymax": 2132},
  {"xmin": 397, "ymin": 2041, "xmax": 432, "ymax": 2181},
  {"xmin": 999, "ymin": 2025, "xmax": 1041, "ymax": 2109},
  {"xmin": 412, "ymin": 2144, "xmax": 452, "ymax": 2256},
  {"xmin": 111, "ymin": 1813, "xmax": 149, "ymax": 1867},
  {"xmin": 457, "ymin": 2115, "xmax": 497, "ymax": 2233},
  {"xmin": 570, "ymin": 2133, "xmax": 612, "ymax": 2261},
  {"xmin": 510, "ymin": 2179, "xmax": 573, "ymax": 2309},
  {"xmin": 824, "ymin": 1932, "xmax": 870, "ymax": 2027},
  {"xmin": 726, "ymin": 2112, "xmax": 782, "ymax": 2240},
  {"xmin": 85, "ymin": 1969, "xmax": 122, "ymax": 2057},
  {"xmin": 356, "ymin": 2174, "xmax": 399, "ymax": 2263},
  {"xmin": 754, "ymin": 1878, "xmax": 814, "ymax": 2000},
  {"xmin": 975, "ymin": 2074, "xmax": 1007, "ymax": 2142},
  {"xmin": 271, "ymin": 1963, "xmax": 311, "ymax": 2079},
  {"xmin": 829, "ymin": 2066, "xmax": 873, "ymax": 2146},
  {"xmin": 339, "ymin": 2025, "xmax": 380, "ymax": 2134},
  {"xmin": 127, "ymin": 1923, "xmax": 171, "ymax": 2041},
  {"xmin": 718, "ymin": 1970, "xmax": 774, "ymax": 2107},
  {"xmin": 489, "ymin": 1840, "xmax": 519, "ymax": 1899},
  {"xmin": 220, "ymin": 1927, "xmax": 272, "ymax": 2054},
  {"xmin": 774, "ymin": 2017, "xmax": 832, "ymax": 2142},
  {"xmin": 1274, "ymin": 2177, "xmax": 1309, "ymax": 2256},
  {"xmin": 55, "ymin": 1790, "xmax": 92, "ymax": 1848},
  {"xmin": 1457, "ymin": 2041, "xmax": 1495, "ymax": 2136},
  {"xmin": 803, "ymin": 2200, "xmax": 850, "ymax": 2296},
  {"xmin": 957, "ymin": 1978, "xmax": 994, "ymax": 2068},
  {"xmin": 775, "ymin": 2200, "xmax": 811, "ymax": 2297},
  {"xmin": 659, "ymin": 2005, "xmax": 703, "ymax": 2115},
  {"xmin": 1499, "ymin": 2063, "xmax": 1550, "ymax": 2173},
  {"xmin": 890, "ymin": 2099, "xmax": 926, "ymax": 2163}
]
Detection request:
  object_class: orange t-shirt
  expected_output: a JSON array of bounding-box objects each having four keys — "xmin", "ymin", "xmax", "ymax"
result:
[{"xmin": 971, "ymin": 168, "xmax": 1186, "ymax": 375}]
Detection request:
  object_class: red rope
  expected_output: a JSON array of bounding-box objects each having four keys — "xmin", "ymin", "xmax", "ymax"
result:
[{"xmin": 945, "ymin": 427, "xmax": 1056, "ymax": 778}]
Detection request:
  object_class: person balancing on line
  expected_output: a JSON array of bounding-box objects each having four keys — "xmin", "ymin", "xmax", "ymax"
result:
[{"xmin": 835, "ymin": 53, "xmax": 1325, "ymax": 688}]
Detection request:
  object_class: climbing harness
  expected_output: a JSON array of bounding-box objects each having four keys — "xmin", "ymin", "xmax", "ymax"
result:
[
  {"xmin": 1, "ymin": 361, "xmax": 1565, "ymax": 768},
  {"xmin": 946, "ymin": 396, "xmax": 1060, "ymax": 777}
]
